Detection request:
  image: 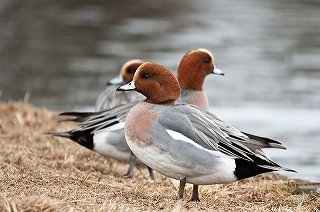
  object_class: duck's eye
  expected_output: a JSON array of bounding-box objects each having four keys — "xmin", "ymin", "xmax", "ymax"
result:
[
  {"xmin": 203, "ymin": 57, "xmax": 211, "ymax": 63},
  {"xmin": 143, "ymin": 74, "xmax": 150, "ymax": 79},
  {"xmin": 128, "ymin": 68, "xmax": 136, "ymax": 73}
]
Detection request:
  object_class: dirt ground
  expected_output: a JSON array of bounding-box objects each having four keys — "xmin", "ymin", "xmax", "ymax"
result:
[{"xmin": 0, "ymin": 101, "xmax": 319, "ymax": 211}]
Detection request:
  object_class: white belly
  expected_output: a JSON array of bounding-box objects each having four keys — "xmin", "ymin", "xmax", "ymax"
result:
[
  {"xmin": 127, "ymin": 139, "xmax": 237, "ymax": 185},
  {"xmin": 93, "ymin": 129, "xmax": 144, "ymax": 165}
]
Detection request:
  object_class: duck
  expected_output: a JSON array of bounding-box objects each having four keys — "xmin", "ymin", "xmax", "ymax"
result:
[{"xmin": 116, "ymin": 62, "xmax": 296, "ymax": 201}]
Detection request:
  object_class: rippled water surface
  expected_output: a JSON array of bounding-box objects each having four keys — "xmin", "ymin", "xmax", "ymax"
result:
[{"xmin": 1, "ymin": 0, "xmax": 320, "ymax": 181}]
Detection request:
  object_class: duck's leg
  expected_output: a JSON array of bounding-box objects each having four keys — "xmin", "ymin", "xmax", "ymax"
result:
[
  {"xmin": 177, "ymin": 178, "xmax": 186, "ymax": 200},
  {"xmin": 125, "ymin": 152, "xmax": 136, "ymax": 178},
  {"xmin": 190, "ymin": 184, "xmax": 200, "ymax": 202},
  {"xmin": 147, "ymin": 167, "xmax": 155, "ymax": 180}
]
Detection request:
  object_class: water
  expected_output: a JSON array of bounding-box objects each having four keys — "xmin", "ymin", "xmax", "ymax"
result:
[{"xmin": 1, "ymin": 0, "xmax": 320, "ymax": 181}]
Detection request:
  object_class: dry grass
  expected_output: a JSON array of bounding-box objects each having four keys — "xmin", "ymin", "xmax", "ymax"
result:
[{"xmin": 0, "ymin": 101, "xmax": 319, "ymax": 211}]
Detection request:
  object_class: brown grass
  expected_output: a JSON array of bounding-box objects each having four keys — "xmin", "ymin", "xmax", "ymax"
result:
[{"xmin": 0, "ymin": 101, "xmax": 319, "ymax": 211}]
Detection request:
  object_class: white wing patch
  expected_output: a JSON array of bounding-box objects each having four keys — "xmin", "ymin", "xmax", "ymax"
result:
[
  {"xmin": 165, "ymin": 129, "xmax": 236, "ymax": 159},
  {"xmin": 166, "ymin": 129, "xmax": 194, "ymax": 144}
]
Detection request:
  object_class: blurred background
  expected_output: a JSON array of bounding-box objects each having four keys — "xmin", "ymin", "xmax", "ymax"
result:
[{"xmin": 1, "ymin": 0, "xmax": 319, "ymax": 181}]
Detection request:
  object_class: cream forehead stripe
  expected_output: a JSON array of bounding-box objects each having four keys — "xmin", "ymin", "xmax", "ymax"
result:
[
  {"xmin": 197, "ymin": 48, "xmax": 214, "ymax": 59},
  {"xmin": 122, "ymin": 59, "xmax": 145, "ymax": 67},
  {"xmin": 121, "ymin": 59, "xmax": 145, "ymax": 72}
]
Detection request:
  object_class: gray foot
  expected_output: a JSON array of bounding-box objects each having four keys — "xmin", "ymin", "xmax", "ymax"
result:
[
  {"xmin": 177, "ymin": 178, "xmax": 186, "ymax": 200},
  {"xmin": 125, "ymin": 153, "xmax": 136, "ymax": 178},
  {"xmin": 190, "ymin": 184, "xmax": 200, "ymax": 202},
  {"xmin": 147, "ymin": 166, "xmax": 155, "ymax": 180}
]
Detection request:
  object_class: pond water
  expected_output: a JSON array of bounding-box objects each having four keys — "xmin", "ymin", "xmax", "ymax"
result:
[{"xmin": 1, "ymin": 0, "xmax": 320, "ymax": 181}]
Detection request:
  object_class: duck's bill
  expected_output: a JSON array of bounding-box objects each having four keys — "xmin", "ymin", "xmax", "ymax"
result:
[
  {"xmin": 213, "ymin": 66, "xmax": 224, "ymax": 76},
  {"xmin": 108, "ymin": 74, "xmax": 124, "ymax": 85},
  {"xmin": 116, "ymin": 81, "xmax": 137, "ymax": 91}
]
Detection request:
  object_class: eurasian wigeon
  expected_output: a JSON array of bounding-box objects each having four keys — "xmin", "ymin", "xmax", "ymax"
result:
[
  {"xmin": 51, "ymin": 49, "xmax": 224, "ymax": 180},
  {"xmin": 95, "ymin": 59, "xmax": 146, "ymax": 112},
  {"xmin": 116, "ymin": 62, "xmax": 295, "ymax": 201},
  {"xmin": 176, "ymin": 48, "xmax": 224, "ymax": 110}
]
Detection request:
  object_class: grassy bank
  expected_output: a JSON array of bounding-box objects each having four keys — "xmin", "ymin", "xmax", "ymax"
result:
[{"xmin": 0, "ymin": 101, "xmax": 319, "ymax": 211}]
